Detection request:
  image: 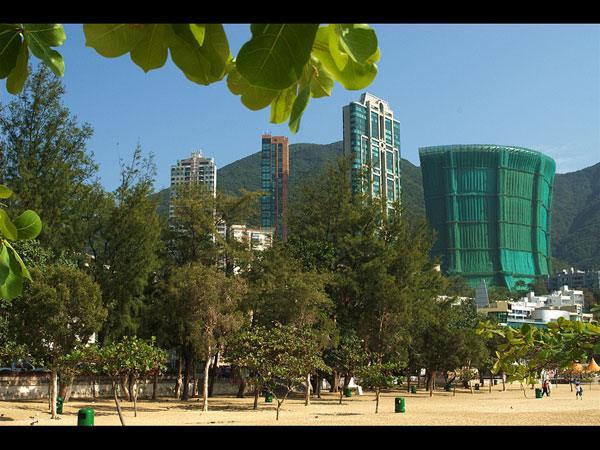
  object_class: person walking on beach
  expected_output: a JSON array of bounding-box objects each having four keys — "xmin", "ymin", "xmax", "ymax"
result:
[
  {"xmin": 575, "ymin": 381, "xmax": 583, "ymax": 399},
  {"xmin": 542, "ymin": 380, "xmax": 549, "ymax": 397}
]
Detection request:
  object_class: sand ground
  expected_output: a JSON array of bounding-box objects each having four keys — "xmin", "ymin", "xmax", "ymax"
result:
[{"xmin": 1, "ymin": 382, "xmax": 599, "ymax": 427}]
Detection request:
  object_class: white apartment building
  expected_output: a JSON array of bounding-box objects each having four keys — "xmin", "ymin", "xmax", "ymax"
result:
[
  {"xmin": 230, "ymin": 225, "xmax": 273, "ymax": 252},
  {"xmin": 481, "ymin": 285, "xmax": 593, "ymax": 327}
]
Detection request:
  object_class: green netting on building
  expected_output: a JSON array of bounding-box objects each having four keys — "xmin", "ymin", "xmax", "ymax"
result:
[{"xmin": 418, "ymin": 144, "xmax": 555, "ymax": 292}]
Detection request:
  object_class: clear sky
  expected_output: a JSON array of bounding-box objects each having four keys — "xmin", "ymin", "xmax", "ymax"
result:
[{"xmin": 2, "ymin": 23, "xmax": 598, "ymax": 193}]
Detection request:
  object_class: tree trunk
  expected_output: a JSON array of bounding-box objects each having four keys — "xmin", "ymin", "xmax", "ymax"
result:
[
  {"xmin": 235, "ymin": 365, "xmax": 246, "ymax": 398},
  {"xmin": 202, "ymin": 351, "xmax": 211, "ymax": 412},
  {"xmin": 375, "ymin": 388, "xmax": 380, "ymax": 413},
  {"xmin": 121, "ymin": 373, "xmax": 130, "ymax": 402},
  {"xmin": 429, "ymin": 370, "xmax": 435, "ymax": 397},
  {"xmin": 49, "ymin": 370, "xmax": 58, "ymax": 419},
  {"xmin": 191, "ymin": 357, "xmax": 197, "ymax": 397},
  {"xmin": 304, "ymin": 374, "xmax": 311, "ymax": 406},
  {"xmin": 182, "ymin": 352, "xmax": 193, "ymax": 400},
  {"xmin": 174, "ymin": 356, "xmax": 183, "ymax": 400},
  {"xmin": 112, "ymin": 379, "xmax": 126, "ymax": 425},
  {"xmin": 208, "ymin": 350, "xmax": 219, "ymax": 397},
  {"xmin": 253, "ymin": 384, "xmax": 259, "ymax": 410},
  {"xmin": 330, "ymin": 369, "xmax": 339, "ymax": 393},
  {"xmin": 313, "ymin": 375, "xmax": 321, "ymax": 398},
  {"xmin": 130, "ymin": 374, "xmax": 138, "ymax": 417},
  {"xmin": 58, "ymin": 373, "xmax": 74, "ymax": 403},
  {"xmin": 153, "ymin": 371, "xmax": 159, "ymax": 400}
]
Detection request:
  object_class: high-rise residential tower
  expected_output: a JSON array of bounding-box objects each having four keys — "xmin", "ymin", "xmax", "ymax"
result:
[
  {"xmin": 343, "ymin": 93, "xmax": 402, "ymax": 216},
  {"xmin": 170, "ymin": 149, "xmax": 217, "ymax": 193},
  {"xmin": 261, "ymin": 134, "xmax": 289, "ymax": 242},
  {"xmin": 169, "ymin": 149, "xmax": 217, "ymax": 218}
]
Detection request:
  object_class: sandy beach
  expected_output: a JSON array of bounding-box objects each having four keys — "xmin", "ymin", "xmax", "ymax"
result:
[{"xmin": 1, "ymin": 382, "xmax": 599, "ymax": 427}]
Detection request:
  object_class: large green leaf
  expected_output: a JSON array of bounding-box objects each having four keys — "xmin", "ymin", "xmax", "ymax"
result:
[
  {"xmin": 288, "ymin": 84, "xmax": 311, "ymax": 134},
  {"xmin": 0, "ymin": 185, "xmax": 13, "ymax": 199},
  {"xmin": 168, "ymin": 24, "xmax": 231, "ymax": 85},
  {"xmin": 236, "ymin": 24, "xmax": 319, "ymax": 91},
  {"xmin": 307, "ymin": 56, "xmax": 335, "ymax": 99},
  {"xmin": 227, "ymin": 65, "xmax": 277, "ymax": 111},
  {"xmin": 6, "ymin": 39, "xmax": 29, "ymax": 94},
  {"xmin": 0, "ymin": 248, "xmax": 23, "ymax": 301},
  {"xmin": 335, "ymin": 24, "xmax": 378, "ymax": 65},
  {"xmin": 0, "ymin": 209, "xmax": 18, "ymax": 240},
  {"xmin": 269, "ymin": 84, "xmax": 297, "ymax": 124},
  {"xmin": 4, "ymin": 241, "xmax": 31, "ymax": 281},
  {"xmin": 129, "ymin": 24, "xmax": 170, "ymax": 72},
  {"xmin": 23, "ymin": 24, "xmax": 65, "ymax": 77},
  {"xmin": 0, "ymin": 243, "xmax": 9, "ymax": 285},
  {"xmin": 84, "ymin": 24, "xmax": 146, "ymax": 58},
  {"xmin": 312, "ymin": 25, "xmax": 378, "ymax": 91},
  {"xmin": 0, "ymin": 24, "xmax": 21, "ymax": 78},
  {"xmin": 13, "ymin": 210, "xmax": 42, "ymax": 240}
]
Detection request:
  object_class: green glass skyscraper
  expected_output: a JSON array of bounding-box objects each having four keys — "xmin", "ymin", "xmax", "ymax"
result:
[
  {"xmin": 419, "ymin": 144, "xmax": 555, "ymax": 292},
  {"xmin": 343, "ymin": 93, "xmax": 401, "ymax": 215}
]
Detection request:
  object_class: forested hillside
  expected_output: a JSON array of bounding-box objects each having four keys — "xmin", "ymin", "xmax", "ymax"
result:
[
  {"xmin": 154, "ymin": 142, "xmax": 599, "ymax": 271},
  {"xmin": 551, "ymin": 162, "xmax": 600, "ymax": 271}
]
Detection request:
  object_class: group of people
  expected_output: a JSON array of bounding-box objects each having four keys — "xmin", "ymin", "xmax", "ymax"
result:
[{"xmin": 543, "ymin": 378, "xmax": 584, "ymax": 399}]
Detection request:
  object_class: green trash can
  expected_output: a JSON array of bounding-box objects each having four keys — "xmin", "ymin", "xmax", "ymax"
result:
[
  {"xmin": 56, "ymin": 397, "xmax": 63, "ymax": 414},
  {"xmin": 444, "ymin": 384, "xmax": 451, "ymax": 392},
  {"xmin": 78, "ymin": 409, "xmax": 94, "ymax": 426},
  {"xmin": 265, "ymin": 391, "xmax": 273, "ymax": 403},
  {"xmin": 395, "ymin": 397, "xmax": 405, "ymax": 413},
  {"xmin": 535, "ymin": 388, "xmax": 542, "ymax": 398},
  {"xmin": 494, "ymin": 379, "xmax": 498, "ymax": 386},
  {"xmin": 411, "ymin": 385, "xmax": 417, "ymax": 394},
  {"xmin": 344, "ymin": 388, "xmax": 352, "ymax": 397},
  {"xmin": 475, "ymin": 383, "xmax": 480, "ymax": 390}
]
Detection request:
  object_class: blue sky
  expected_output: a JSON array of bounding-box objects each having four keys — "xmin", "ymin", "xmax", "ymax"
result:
[{"xmin": 2, "ymin": 23, "xmax": 598, "ymax": 193}]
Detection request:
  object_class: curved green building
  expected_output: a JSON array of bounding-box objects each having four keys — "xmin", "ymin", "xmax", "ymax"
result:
[{"xmin": 418, "ymin": 144, "xmax": 555, "ymax": 292}]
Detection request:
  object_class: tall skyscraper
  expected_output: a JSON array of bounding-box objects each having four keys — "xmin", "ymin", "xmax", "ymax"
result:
[
  {"xmin": 261, "ymin": 134, "xmax": 289, "ymax": 242},
  {"xmin": 170, "ymin": 150, "xmax": 217, "ymax": 193},
  {"xmin": 169, "ymin": 149, "xmax": 217, "ymax": 218},
  {"xmin": 343, "ymin": 93, "xmax": 402, "ymax": 216}
]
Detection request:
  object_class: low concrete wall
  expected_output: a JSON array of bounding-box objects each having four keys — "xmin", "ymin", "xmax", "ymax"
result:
[{"xmin": 0, "ymin": 373, "xmax": 244, "ymax": 400}]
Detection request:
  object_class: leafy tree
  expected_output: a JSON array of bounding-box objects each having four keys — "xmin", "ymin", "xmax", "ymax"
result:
[
  {"xmin": 242, "ymin": 242, "xmax": 333, "ymax": 329},
  {"xmin": 322, "ymin": 329, "xmax": 369, "ymax": 399},
  {"xmin": 86, "ymin": 144, "xmax": 161, "ymax": 343},
  {"xmin": 167, "ymin": 262, "xmax": 246, "ymax": 411},
  {"xmin": 66, "ymin": 336, "xmax": 167, "ymax": 426},
  {"xmin": 6, "ymin": 264, "xmax": 106, "ymax": 418},
  {"xmin": 355, "ymin": 361, "xmax": 405, "ymax": 413},
  {"xmin": 0, "ymin": 64, "xmax": 97, "ymax": 255},
  {"xmin": 227, "ymin": 323, "xmax": 328, "ymax": 421},
  {"xmin": 1, "ymin": 24, "xmax": 379, "ymax": 135},
  {"xmin": 527, "ymin": 277, "xmax": 549, "ymax": 296},
  {"xmin": 446, "ymin": 275, "xmax": 475, "ymax": 298}
]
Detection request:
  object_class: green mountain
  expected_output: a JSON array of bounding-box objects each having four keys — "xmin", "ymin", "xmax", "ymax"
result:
[
  {"xmin": 155, "ymin": 142, "xmax": 599, "ymax": 271},
  {"xmin": 551, "ymin": 162, "xmax": 600, "ymax": 271}
]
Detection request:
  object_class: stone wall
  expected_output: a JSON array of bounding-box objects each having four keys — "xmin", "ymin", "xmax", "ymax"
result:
[{"xmin": 0, "ymin": 373, "xmax": 244, "ymax": 400}]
